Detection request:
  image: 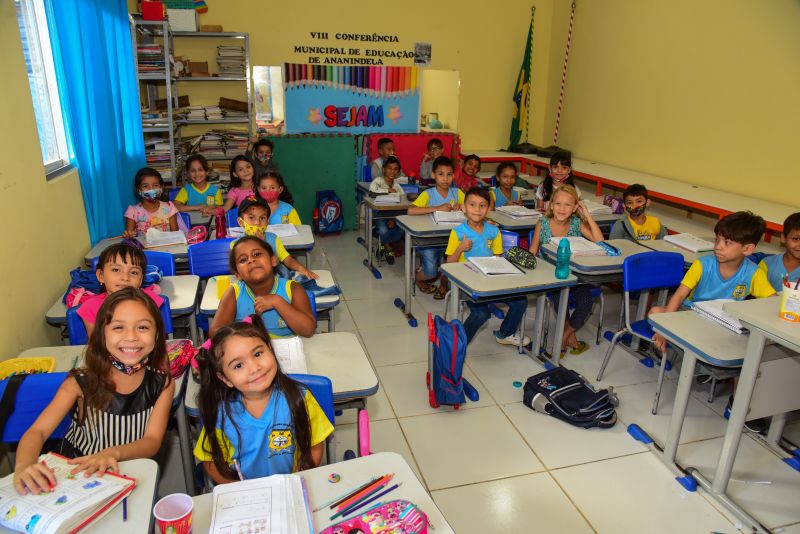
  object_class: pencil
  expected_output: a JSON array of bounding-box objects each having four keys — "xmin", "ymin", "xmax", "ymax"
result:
[
  {"xmin": 328, "ymin": 474, "xmax": 388, "ymax": 510},
  {"xmin": 313, "ymin": 476, "xmax": 381, "ymax": 512},
  {"xmin": 40, "ymin": 460, "xmax": 54, "ymax": 492},
  {"xmin": 232, "ymin": 459, "xmax": 244, "ymax": 481},
  {"xmin": 334, "ymin": 482, "xmax": 403, "ymax": 521},
  {"xmin": 336, "ymin": 474, "xmax": 393, "ymax": 511},
  {"xmin": 123, "ymin": 497, "xmax": 127, "ymax": 521}
]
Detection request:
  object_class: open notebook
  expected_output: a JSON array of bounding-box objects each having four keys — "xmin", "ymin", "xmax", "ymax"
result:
[
  {"xmin": 495, "ymin": 205, "xmax": 541, "ymax": 219},
  {"xmin": 144, "ymin": 228, "xmax": 186, "ymax": 248},
  {"xmin": 548, "ymin": 237, "xmax": 606, "ymax": 257},
  {"xmin": 267, "ymin": 224, "xmax": 300, "ymax": 238},
  {"xmin": 431, "ymin": 211, "xmax": 465, "ymax": 225},
  {"xmin": 692, "ymin": 299, "xmax": 748, "ymax": 334},
  {"xmin": 271, "ymin": 336, "xmax": 308, "ymax": 374},
  {"xmin": 664, "ymin": 233, "xmax": 715, "ymax": 253},
  {"xmin": 210, "ymin": 474, "xmax": 312, "ymax": 534},
  {"xmin": 373, "ymin": 193, "xmax": 402, "ymax": 204},
  {"xmin": 467, "ymin": 256, "xmax": 523, "ymax": 275},
  {"xmin": 0, "ymin": 453, "xmax": 136, "ymax": 534}
]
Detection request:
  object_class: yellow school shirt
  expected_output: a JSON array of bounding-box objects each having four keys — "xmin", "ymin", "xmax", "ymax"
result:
[
  {"xmin": 445, "ymin": 222, "xmax": 504, "ymax": 263},
  {"xmin": 628, "ymin": 215, "xmax": 662, "ymax": 241},
  {"xmin": 411, "ymin": 188, "xmax": 465, "ymax": 208},
  {"xmin": 174, "ymin": 183, "xmax": 224, "ymax": 206}
]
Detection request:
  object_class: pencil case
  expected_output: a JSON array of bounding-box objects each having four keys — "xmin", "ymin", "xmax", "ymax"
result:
[
  {"xmin": 597, "ymin": 241, "xmax": 621, "ymax": 256},
  {"xmin": 321, "ymin": 499, "xmax": 428, "ymax": 534},
  {"xmin": 505, "ymin": 246, "xmax": 537, "ymax": 269}
]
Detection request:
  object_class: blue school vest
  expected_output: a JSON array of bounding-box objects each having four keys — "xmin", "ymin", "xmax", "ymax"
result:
[
  {"xmin": 269, "ymin": 201, "xmax": 295, "ymax": 225},
  {"xmin": 453, "ymin": 222, "xmax": 499, "ymax": 259},
  {"xmin": 183, "ymin": 183, "xmax": 219, "ymax": 206},
  {"xmin": 760, "ymin": 253, "xmax": 800, "ymax": 292},
  {"xmin": 425, "ymin": 187, "xmax": 461, "ymax": 206},
  {"xmin": 234, "ymin": 278, "xmax": 294, "ymax": 337},
  {"xmin": 492, "ymin": 187, "xmax": 519, "ymax": 208}
]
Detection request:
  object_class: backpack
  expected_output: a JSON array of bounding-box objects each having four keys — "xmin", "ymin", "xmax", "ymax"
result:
[
  {"xmin": 428, "ymin": 314, "xmax": 477, "ymax": 408},
  {"xmin": 522, "ymin": 367, "xmax": 617, "ymax": 429},
  {"xmin": 62, "ymin": 268, "xmax": 103, "ymax": 304},
  {"xmin": 315, "ymin": 189, "xmax": 343, "ymax": 235}
]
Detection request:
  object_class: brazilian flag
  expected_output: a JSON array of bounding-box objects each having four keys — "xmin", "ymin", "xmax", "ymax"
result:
[{"xmin": 510, "ymin": 11, "xmax": 534, "ymax": 149}]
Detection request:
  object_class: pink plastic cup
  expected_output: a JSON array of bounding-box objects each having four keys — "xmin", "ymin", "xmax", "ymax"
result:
[{"xmin": 153, "ymin": 493, "xmax": 193, "ymax": 534}]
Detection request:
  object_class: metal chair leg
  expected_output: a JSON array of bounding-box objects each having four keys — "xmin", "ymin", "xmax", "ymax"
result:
[
  {"xmin": 598, "ymin": 329, "xmax": 626, "ymax": 381},
  {"xmin": 596, "ymin": 292, "xmax": 605, "ymax": 345},
  {"xmin": 709, "ymin": 377, "xmax": 717, "ymax": 403},
  {"xmin": 652, "ymin": 349, "xmax": 669, "ymax": 414}
]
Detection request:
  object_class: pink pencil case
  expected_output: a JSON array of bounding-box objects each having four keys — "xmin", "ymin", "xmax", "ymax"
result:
[{"xmin": 321, "ymin": 499, "xmax": 428, "ymax": 534}]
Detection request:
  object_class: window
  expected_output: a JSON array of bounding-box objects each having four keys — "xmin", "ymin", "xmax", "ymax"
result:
[{"xmin": 15, "ymin": 0, "xmax": 71, "ymax": 176}]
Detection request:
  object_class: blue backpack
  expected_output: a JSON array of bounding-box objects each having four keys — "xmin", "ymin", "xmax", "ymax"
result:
[
  {"xmin": 316, "ymin": 189, "xmax": 343, "ymax": 235},
  {"xmin": 427, "ymin": 314, "xmax": 478, "ymax": 408}
]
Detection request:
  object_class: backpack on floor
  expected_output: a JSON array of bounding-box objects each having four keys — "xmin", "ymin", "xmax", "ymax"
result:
[
  {"xmin": 315, "ymin": 189, "xmax": 343, "ymax": 235},
  {"xmin": 523, "ymin": 367, "xmax": 617, "ymax": 429},
  {"xmin": 427, "ymin": 314, "xmax": 477, "ymax": 408}
]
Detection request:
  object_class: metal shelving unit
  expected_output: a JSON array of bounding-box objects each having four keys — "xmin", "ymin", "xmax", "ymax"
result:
[{"xmin": 130, "ymin": 18, "xmax": 179, "ymax": 185}]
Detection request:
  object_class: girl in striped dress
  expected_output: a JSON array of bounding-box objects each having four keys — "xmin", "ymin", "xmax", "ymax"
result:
[{"xmin": 13, "ymin": 288, "xmax": 174, "ymax": 495}]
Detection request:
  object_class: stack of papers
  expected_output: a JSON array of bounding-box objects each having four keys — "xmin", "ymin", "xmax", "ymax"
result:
[
  {"xmin": 137, "ymin": 44, "xmax": 165, "ymax": 74},
  {"xmin": 267, "ymin": 224, "xmax": 300, "ymax": 238},
  {"xmin": 271, "ymin": 336, "xmax": 307, "ymax": 373},
  {"xmin": 216, "ymin": 45, "xmax": 246, "ymax": 77},
  {"xmin": 581, "ymin": 199, "xmax": 613, "ymax": 215},
  {"xmin": 496, "ymin": 205, "xmax": 541, "ymax": 219},
  {"xmin": 549, "ymin": 237, "xmax": 606, "ymax": 256},
  {"xmin": 209, "ymin": 474, "xmax": 312, "ymax": 534},
  {"xmin": 431, "ymin": 211, "xmax": 465, "ymax": 225},
  {"xmin": 145, "ymin": 228, "xmax": 187, "ymax": 248},
  {"xmin": 467, "ymin": 256, "xmax": 522, "ymax": 275},
  {"xmin": 664, "ymin": 233, "xmax": 715, "ymax": 252},
  {"xmin": 373, "ymin": 194, "xmax": 402, "ymax": 204},
  {"xmin": 692, "ymin": 299, "xmax": 748, "ymax": 334}
]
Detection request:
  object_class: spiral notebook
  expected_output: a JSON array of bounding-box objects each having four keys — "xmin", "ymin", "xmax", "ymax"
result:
[
  {"xmin": 692, "ymin": 299, "xmax": 748, "ymax": 334},
  {"xmin": 0, "ymin": 453, "xmax": 136, "ymax": 534},
  {"xmin": 664, "ymin": 233, "xmax": 715, "ymax": 253}
]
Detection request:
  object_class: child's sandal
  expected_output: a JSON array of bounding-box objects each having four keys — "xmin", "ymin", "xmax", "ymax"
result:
[
  {"xmin": 569, "ymin": 341, "xmax": 590, "ymax": 355},
  {"xmin": 416, "ymin": 280, "xmax": 436, "ymax": 294},
  {"xmin": 433, "ymin": 285, "xmax": 447, "ymax": 300}
]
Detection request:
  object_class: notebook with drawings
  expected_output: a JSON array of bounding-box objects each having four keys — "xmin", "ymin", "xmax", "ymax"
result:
[
  {"xmin": 692, "ymin": 299, "xmax": 748, "ymax": 334},
  {"xmin": 0, "ymin": 453, "xmax": 136, "ymax": 534},
  {"xmin": 271, "ymin": 336, "xmax": 308, "ymax": 373}
]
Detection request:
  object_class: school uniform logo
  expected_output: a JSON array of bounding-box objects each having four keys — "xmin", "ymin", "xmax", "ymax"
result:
[
  {"xmin": 732, "ymin": 284, "xmax": 747, "ymax": 299},
  {"xmin": 269, "ymin": 426, "xmax": 293, "ymax": 455}
]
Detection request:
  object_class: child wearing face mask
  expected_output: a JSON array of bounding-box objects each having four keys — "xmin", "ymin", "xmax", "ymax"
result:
[
  {"xmin": 247, "ymin": 139, "xmax": 280, "ymax": 179},
  {"xmin": 255, "ymin": 172, "xmax": 301, "ymax": 225},
  {"xmin": 123, "ymin": 167, "xmax": 179, "ymax": 238},
  {"xmin": 609, "ymin": 184, "xmax": 667, "ymax": 242}
]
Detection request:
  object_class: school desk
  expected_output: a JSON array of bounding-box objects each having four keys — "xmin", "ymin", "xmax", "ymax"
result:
[
  {"xmin": 17, "ymin": 345, "xmax": 196, "ymax": 497},
  {"xmin": 359, "ymin": 194, "xmax": 413, "ymax": 278},
  {"xmin": 199, "ymin": 270, "xmax": 341, "ymax": 332},
  {"xmin": 85, "ymin": 237, "xmax": 188, "ymax": 266},
  {"xmin": 45, "ymin": 275, "xmax": 201, "ymax": 342},
  {"xmin": 647, "ymin": 309, "xmax": 800, "ymax": 533},
  {"xmin": 636, "ymin": 239, "xmax": 709, "ymax": 267},
  {"xmin": 441, "ymin": 261, "xmax": 577, "ymax": 366},
  {"xmin": 539, "ymin": 239, "xmax": 648, "ymax": 281},
  {"xmin": 189, "ymin": 452, "xmax": 455, "ymax": 533},
  {"xmin": 183, "ymin": 331, "xmax": 379, "ymax": 461},
  {"xmin": 0, "ymin": 458, "xmax": 159, "ymax": 534},
  {"xmin": 279, "ymin": 224, "xmax": 316, "ymax": 267},
  {"xmin": 394, "ymin": 214, "xmax": 454, "ymax": 327}
]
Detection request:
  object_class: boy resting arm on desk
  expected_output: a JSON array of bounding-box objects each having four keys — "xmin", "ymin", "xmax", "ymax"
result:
[
  {"xmin": 650, "ymin": 211, "xmax": 776, "ymax": 352},
  {"xmin": 444, "ymin": 187, "xmax": 530, "ymax": 348}
]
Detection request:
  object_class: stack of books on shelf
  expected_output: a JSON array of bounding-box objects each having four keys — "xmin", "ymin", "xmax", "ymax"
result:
[
  {"xmin": 222, "ymin": 129, "xmax": 249, "ymax": 153},
  {"xmin": 137, "ymin": 44, "xmax": 165, "ymax": 74},
  {"xmin": 190, "ymin": 132, "xmax": 226, "ymax": 159},
  {"xmin": 183, "ymin": 106, "xmax": 207, "ymax": 121},
  {"xmin": 205, "ymin": 105, "xmax": 224, "ymax": 120},
  {"xmin": 144, "ymin": 137, "xmax": 175, "ymax": 180},
  {"xmin": 216, "ymin": 45, "xmax": 245, "ymax": 77},
  {"xmin": 219, "ymin": 97, "xmax": 248, "ymax": 122},
  {"xmin": 141, "ymin": 109, "xmax": 170, "ymax": 128}
]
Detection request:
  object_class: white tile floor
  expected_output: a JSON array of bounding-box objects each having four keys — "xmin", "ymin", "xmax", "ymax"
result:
[{"xmin": 309, "ymin": 232, "xmax": 800, "ymax": 533}]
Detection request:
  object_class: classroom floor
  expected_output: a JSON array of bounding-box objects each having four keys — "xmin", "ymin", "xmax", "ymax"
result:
[{"xmin": 162, "ymin": 230, "xmax": 800, "ymax": 533}]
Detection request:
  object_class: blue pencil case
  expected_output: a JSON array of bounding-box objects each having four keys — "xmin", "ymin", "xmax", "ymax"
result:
[{"xmin": 598, "ymin": 241, "xmax": 621, "ymax": 256}]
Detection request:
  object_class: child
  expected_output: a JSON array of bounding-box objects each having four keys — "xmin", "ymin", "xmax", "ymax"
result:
[
  {"xmin": 536, "ymin": 150, "xmax": 581, "ymax": 210},
  {"xmin": 408, "ymin": 156, "xmax": 465, "ymax": 299},
  {"xmin": 79, "ymin": 243, "xmax": 163, "ymax": 337},
  {"xmin": 194, "ymin": 315, "xmax": 333, "ymax": 483},
  {"xmin": 174, "ymin": 155, "xmax": 223, "ymax": 217},
  {"xmin": 233, "ymin": 196, "xmax": 316, "ymax": 280},
  {"xmin": 489, "ymin": 162, "xmax": 522, "ymax": 210},
  {"xmin": 369, "ymin": 156, "xmax": 406, "ymax": 264},
  {"xmin": 255, "ymin": 171, "xmax": 301, "ymax": 225},
  {"xmin": 123, "ymin": 167, "xmax": 179, "ymax": 237},
  {"xmin": 759, "ymin": 212, "xmax": 800, "ymax": 292},
  {"xmin": 609, "ymin": 184, "xmax": 667, "ymax": 242},
  {"xmin": 223, "ymin": 155, "xmax": 258, "ymax": 211},
  {"xmin": 371, "ymin": 137, "xmax": 401, "ymax": 179},
  {"xmin": 529, "ymin": 185, "xmax": 604, "ymax": 354},
  {"xmin": 14, "ymin": 288, "xmax": 174, "ymax": 494},
  {"xmin": 446, "ymin": 187, "xmax": 531, "ymax": 347},
  {"xmin": 418, "ymin": 138, "xmax": 444, "ymax": 182},
  {"xmin": 211, "ymin": 235, "xmax": 316, "ymax": 338},
  {"xmin": 247, "ymin": 138, "xmax": 280, "ymax": 179},
  {"xmin": 454, "ymin": 154, "xmax": 482, "ymax": 192}
]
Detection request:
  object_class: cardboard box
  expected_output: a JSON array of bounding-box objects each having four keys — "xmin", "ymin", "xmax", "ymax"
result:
[
  {"xmin": 200, "ymin": 25, "xmax": 223, "ymax": 32},
  {"xmin": 188, "ymin": 61, "xmax": 208, "ymax": 74}
]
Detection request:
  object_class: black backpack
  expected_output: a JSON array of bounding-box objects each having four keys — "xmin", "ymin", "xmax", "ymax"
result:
[{"xmin": 523, "ymin": 367, "xmax": 617, "ymax": 429}]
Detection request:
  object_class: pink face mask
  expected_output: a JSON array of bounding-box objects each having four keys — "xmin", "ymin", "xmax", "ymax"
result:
[{"xmin": 259, "ymin": 190, "xmax": 279, "ymax": 203}]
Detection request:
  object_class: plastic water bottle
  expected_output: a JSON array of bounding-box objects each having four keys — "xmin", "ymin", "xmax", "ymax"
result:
[{"xmin": 555, "ymin": 238, "xmax": 571, "ymax": 279}]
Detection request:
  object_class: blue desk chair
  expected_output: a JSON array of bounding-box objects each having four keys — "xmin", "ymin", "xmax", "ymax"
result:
[
  {"xmin": 187, "ymin": 238, "xmax": 236, "ymax": 279},
  {"xmin": 400, "ymin": 183, "xmax": 419, "ymax": 195},
  {"xmin": 597, "ymin": 251, "xmax": 684, "ymax": 414},
  {"xmin": 500, "ymin": 230, "xmax": 519, "ymax": 253},
  {"xmin": 143, "ymin": 251, "xmax": 176, "ymax": 276},
  {"xmin": 168, "ymin": 188, "xmax": 180, "ymax": 202},
  {"xmin": 67, "ymin": 295, "xmax": 174, "ymax": 345},
  {"xmin": 0, "ymin": 373, "xmax": 71, "ymax": 447},
  {"xmin": 178, "ymin": 212, "xmax": 191, "ymax": 230},
  {"xmin": 226, "ymin": 210, "xmax": 239, "ymax": 230},
  {"xmin": 287, "ymin": 373, "xmax": 335, "ymax": 463}
]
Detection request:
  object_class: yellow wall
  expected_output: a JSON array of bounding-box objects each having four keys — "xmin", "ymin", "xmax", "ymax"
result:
[
  {"xmin": 132, "ymin": 0, "xmax": 554, "ymax": 150},
  {"xmin": 542, "ymin": 0, "xmax": 800, "ymax": 204},
  {"xmin": 420, "ymin": 70, "xmax": 459, "ymax": 130},
  {"xmin": 0, "ymin": 2, "xmax": 90, "ymax": 355}
]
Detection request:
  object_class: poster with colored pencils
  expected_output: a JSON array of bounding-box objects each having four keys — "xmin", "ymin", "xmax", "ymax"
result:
[{"xmin": 284, "ymin": 63, "xmax": 420, "ymax": 134}]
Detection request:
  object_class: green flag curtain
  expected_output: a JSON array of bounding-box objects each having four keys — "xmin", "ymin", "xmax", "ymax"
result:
[{"xmin": 510, "ymin": 8, "xmax": 535, "ymax": 149}]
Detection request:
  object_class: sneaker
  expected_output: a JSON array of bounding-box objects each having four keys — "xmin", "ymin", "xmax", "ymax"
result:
[
  {"xmin": 383, "ymin": 246, "xmax": 395, "ymax": 265},
  {"xmin": 725, "ymin": 396, "xmax": 768, "ymax": 435},
  {"xmin": 494, "ymin": 331, "xmax": 531, "ymax": 347}
]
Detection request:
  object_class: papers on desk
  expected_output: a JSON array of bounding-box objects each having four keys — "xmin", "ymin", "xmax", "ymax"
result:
[
  {"xmin": 496, "ymin": 205, "xmax": 541, "ymax": 219},
  {"xmin": 548, "ymin": 237, "xmax": 606, "ymax": 256},
  {"xmin": 467, "ymin": 256, "xmax": 522, "ymax": 275},
  {"xmin": 373, "ymin": 193, "xmax": 402, "ymax": 204},
  {"xmin": 271, "ymin": 336, "xmax": 308, "ymax": 373},
  {"xmin": 145, "ymin": 228, "xmax": 187, "ymax": 248},
  {"xmin": 209, "ymin": 474, "xmax": 312, "ymax": 534},
  {"xmin": 267, "ymin": 224, "xmax": 300, "ymax": 238},
  {"xmin": 664, "ymin": 233, "xmax": 715, "ymax": 252},
  {"xmin": 581, "ymin": 199, "xmax": 613, "ymax": 215},
  {"xmin": 431, "ymin": 211, "xmax": 465, "ymax": 225},
  {"xmin": 692, "ymin": 299, "xmax": 748, "ymax": 334},
  {"xmin": 0, "ymin": 453, "xmax": 136, "ymax": 534}
]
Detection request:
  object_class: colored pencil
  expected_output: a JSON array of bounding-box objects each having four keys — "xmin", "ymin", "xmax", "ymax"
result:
[
  {"xmin": 334, "ymin": 483, "xmax": 402, "ymax": 522},
  {"xmin": 326, "ymin": 475, "xmax": 385, "ymax": 510},
  {"xmin": 123, "ymin": 497, "xmax": 127, "ymax": 521},
  {"xmin": 336, "ymin": 473, "xmax": 394, "ymax": 511}
]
